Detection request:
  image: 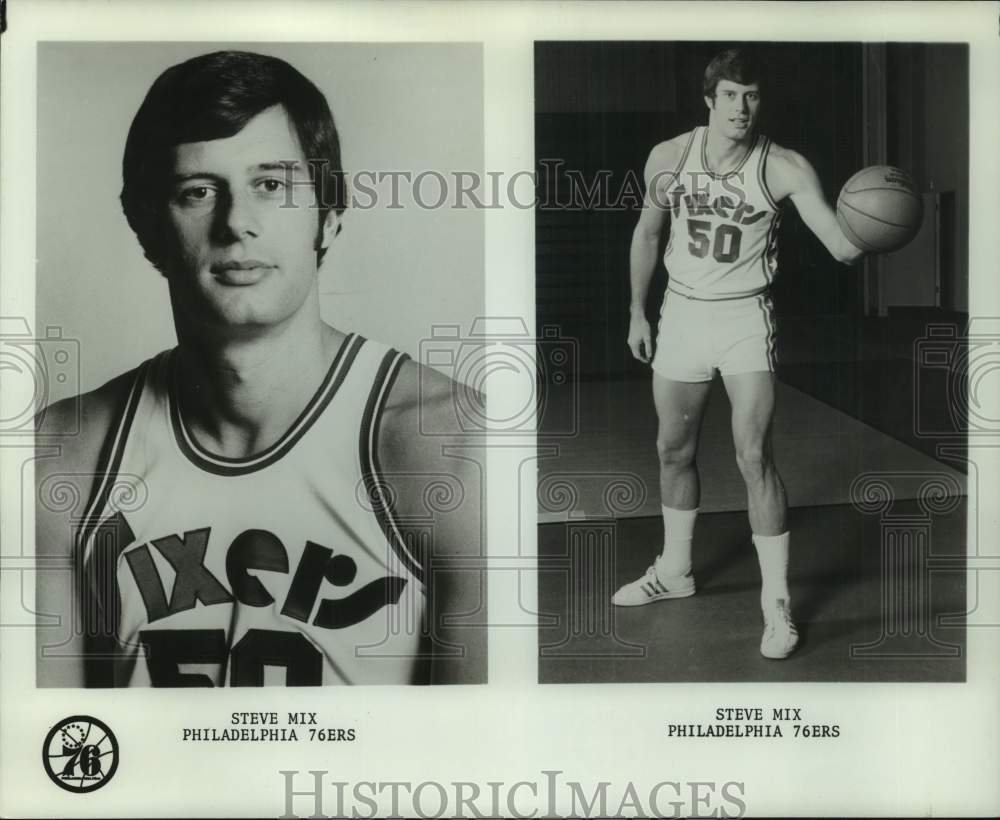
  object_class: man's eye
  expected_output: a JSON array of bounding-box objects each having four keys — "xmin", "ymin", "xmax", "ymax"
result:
[
  {"xmin": 256, "ymin": 177, "xmax": 287, "ymax": 193},
  {"xmin": 179, "ymin": 185, "xmax": 215, "ymax": 203}
]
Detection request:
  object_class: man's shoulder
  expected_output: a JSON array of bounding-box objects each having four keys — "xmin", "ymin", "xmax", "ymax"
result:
[
  {"xmin": 763, "ymin": 142, "xmax": 818, "ymax": 200},
  {"xmin": 375, "ymin": 356, "xmax": 482, "ymax": 558},
  {"xmin": 765, "ymin": 142, "xmax": 817, "ymax": 181},
  {"xmin": 34, "ymin": 367, "xmax": 143, "ymax": 558},
  {"xmin": 644, "ymin": 131, "xmax": 700, "ymax": 193},
  {"xmin": 35, "ymin": 367, "xmax": 141, "ymax": 473},
  {"xmin": 376, "ymin": 355, "xmax": 481, "ymax": 479},
  {"xmin": 379, "ymin": 357, "xmax": 469, "ymax": 451},
  {"xmin": 646, "ymin": 131, "xmax": 696, "ymax": 171}
]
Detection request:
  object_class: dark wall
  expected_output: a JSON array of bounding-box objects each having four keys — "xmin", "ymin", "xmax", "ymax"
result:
[
  {"xmin": 885, "ymin": 44, "xmax": 968, "ymax": 312},
  {"xmin": 535, "ymin": 42, "xmax": 863, "ymax": 381}
]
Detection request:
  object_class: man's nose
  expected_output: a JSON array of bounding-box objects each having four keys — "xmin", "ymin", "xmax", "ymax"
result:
[{"xmin": 221, "ymin": 189, "xmax": 261, "ymax": 239}]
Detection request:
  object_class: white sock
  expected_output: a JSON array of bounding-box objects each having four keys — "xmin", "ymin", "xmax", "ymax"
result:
[
  {"xmin": 657, "ymin": 505, "xmax": 698, "ymax": 578},
  {"xmin": 752, "ymin": 532, "xmax": 791, "ymax": 608}
]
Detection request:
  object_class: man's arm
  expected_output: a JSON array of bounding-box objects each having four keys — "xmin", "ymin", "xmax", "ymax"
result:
[
  {"xmin": 378, "ymin": 361, "xmax": 486, "ymax": 684},
  {"xmin": 628, "ymin": 141, "xmax": 678, "ymax": 363},
  {"xmin": 35, "ymin": 378, "xmax": 125, "ymax": 687},
  {"xmin": 768, "ymin": 146, "xmax": 865, "ymax": 265}
]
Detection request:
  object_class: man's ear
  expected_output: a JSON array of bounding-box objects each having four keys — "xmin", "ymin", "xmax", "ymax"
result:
[
  {"xmin": 704, "ymin": 94, "xmax": 715, "ymax": 112},
  {"xmin": 319, "ymin": 209, "xmax": 340, "ymax": 249}
]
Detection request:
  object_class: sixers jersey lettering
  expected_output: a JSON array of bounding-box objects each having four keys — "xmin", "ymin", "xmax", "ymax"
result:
[
  {"xmin": 662, "ymin": 126, "xmax": 781, "ymax": 300},
  {"xmin": 77, "ymin": 335, "xmax": 426, "ymax": 686}
]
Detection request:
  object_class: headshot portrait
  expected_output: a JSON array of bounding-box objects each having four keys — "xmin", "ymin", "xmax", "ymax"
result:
[
  {"xmin": 33, "ymin": 43, "xmax": 487, "ymax": 687},
  {"xmin": 535, "ymin": 41, "xmax": 968, "ymax": 683}
]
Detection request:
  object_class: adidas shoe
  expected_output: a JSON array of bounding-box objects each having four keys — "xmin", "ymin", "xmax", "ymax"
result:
[
  {"xmin": 611, "ymin": 558, "xmax": 695, "ymax": 606},
  {"xmin": 760, "ymin": 598, "xmax": 799, "ymax": 659}
]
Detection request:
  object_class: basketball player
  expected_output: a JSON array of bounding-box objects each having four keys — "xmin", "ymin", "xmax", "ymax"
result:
[
  {"xmin": 35, "ymin": 51, "xmax": 485, "ymax": 686},
  {"xmin": 614, "ymin": 49, "xmax": 865, "ymax": 658}
]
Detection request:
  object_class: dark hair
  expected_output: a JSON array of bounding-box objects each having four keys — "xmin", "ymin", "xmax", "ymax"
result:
[
  {"xmin": 120, "ymin": 50, "xmax": 346, "ymax": 267},
  {"xmin": 702, "ymin": 48, "xmax": 762, "ymax": 99}
]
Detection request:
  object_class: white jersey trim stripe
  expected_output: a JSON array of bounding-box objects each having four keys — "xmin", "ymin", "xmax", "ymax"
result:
[
  {"xmin": 761, "ymin": 209, "xmax": 781, "ymax": 285},
  {"xmin": 756, "ymin": 293, "xmax": 778, "ymax": 370},
  {"xmin": 700, "ymin": 125, "xmax": 759, "ymax": 180},
  {"xmin": 170, "ymin": 334, "xmax": 363, "ymax": 473},
  {"xmin": 361, "ymin": 350, "xmax": 426, "ymax": 585},
  {"xmin": 78, "ymin": 363, "xmax": 149, "ymax": 565},
  {"xmin": 758, "ymin": 137, "xmax": 779, "ymax": 211}
]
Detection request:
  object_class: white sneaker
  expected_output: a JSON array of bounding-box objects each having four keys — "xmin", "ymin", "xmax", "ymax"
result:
[
  {"xmin": 612, "ymin": 558, "xmax": 695, "ymax": 606},
  {"xmin": 760, "ymin": 599, "xmax": 799, "ymax": 659}
]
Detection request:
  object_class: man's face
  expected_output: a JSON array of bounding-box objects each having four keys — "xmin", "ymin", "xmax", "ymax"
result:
[
  {"xmin": 161, "ymin": 105, "xmax": 336, "ymax": 334},
  {"xmin": 705, "ymin": 79, "xmax": 761, "ymax": 141}
]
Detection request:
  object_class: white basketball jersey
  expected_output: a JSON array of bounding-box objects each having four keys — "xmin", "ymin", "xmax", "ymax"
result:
[
  {"xmin": 662, "ymin": 126, "xmax": 781, "ymax": 300},
  {"xmin": 77, "ymin": 334, "xmax": 427, "ymax": 686}
]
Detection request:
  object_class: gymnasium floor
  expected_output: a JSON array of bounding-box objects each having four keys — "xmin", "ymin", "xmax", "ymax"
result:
[{"xmin": 537, "ymin": 310, "xmax": 968, "ymax": 683}]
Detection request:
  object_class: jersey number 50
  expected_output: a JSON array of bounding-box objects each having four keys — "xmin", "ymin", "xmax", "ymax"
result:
[
  {"xmin": 141, "ymin": 628, "xmax": 323, "ymax": 686},
  {"xmin": 687, "ymin": 219, "xmax": 742, "ymax": 263}
]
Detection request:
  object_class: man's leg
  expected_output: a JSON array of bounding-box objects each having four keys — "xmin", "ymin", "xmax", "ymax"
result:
[
  {"xmin": 612, "ymin": 374, "xmax": 711, "ymax": 606},
  {"xmin": 722, "ymin": 371, "xmax": 785, "ymax": 534},
  {"xmin": 653, "ymin": 373, "xmax": 713, "ymax": 512},
  {"xmin": 653, "ymin": 374, "xmax": 713, "ymax": 576},
  {"xmin": 722, "ymin": 370, "xmax": 797, "ymax": 658}
]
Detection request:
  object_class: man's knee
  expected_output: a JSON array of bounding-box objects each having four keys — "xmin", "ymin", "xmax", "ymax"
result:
[
  {"xmin": 657, "ymin": 434, "xmax": 697, "ymax": 469},
  {"xmin": 734, "ymin": 444, "xmax": 770, "ymax": 483}
]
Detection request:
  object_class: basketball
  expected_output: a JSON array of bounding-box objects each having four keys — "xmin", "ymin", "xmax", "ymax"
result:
[{"xmin": 836, "ymin": 165, "xmax": 923, "ymax": 253}]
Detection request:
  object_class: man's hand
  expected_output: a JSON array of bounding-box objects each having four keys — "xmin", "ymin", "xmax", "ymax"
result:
[{"xmin": 627, "ymin": 314, "xmax": 653, "ymax": 363}]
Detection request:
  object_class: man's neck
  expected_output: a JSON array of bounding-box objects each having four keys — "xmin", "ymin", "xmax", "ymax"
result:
[
  {"xmin": 174, "ymin": 317, "xmax": 345, "ymax": 458},
  {"xmin": 704, "ymin": 123, "xmax": 756, "ymax": 175}
]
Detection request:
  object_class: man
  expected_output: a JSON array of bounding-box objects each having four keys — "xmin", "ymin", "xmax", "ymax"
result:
[
  {"xmin": 35, "ymin": 50, "xmax": 484, "ymax": 686},
  {"xmin": 613, "ymin": 49, "xmax": 864, "ymax": 658}
]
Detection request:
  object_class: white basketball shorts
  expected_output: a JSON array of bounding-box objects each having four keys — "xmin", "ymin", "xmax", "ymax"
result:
[{"xmin": 651, "ymin": 289, "xmax": 777, "ymax": 382}]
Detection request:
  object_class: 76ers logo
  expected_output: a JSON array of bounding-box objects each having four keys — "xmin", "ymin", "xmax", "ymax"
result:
[{"xmin": 42, "ymin": 716, "xmax": 119, "ymax": 793}]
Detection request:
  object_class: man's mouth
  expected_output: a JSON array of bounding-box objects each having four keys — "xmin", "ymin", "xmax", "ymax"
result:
[{"xmin": 210, "ymin": 260, "xmax": 275, "ymax": 285}]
